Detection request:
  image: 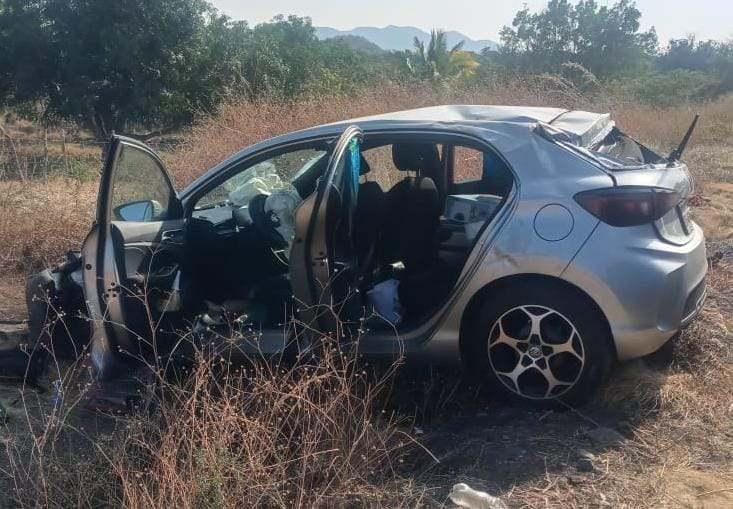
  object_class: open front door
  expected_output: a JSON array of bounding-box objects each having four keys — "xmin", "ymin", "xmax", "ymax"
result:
[
  {"xmin": 290, "ymin": 126, "xmax": 363, "ymax": 333},
  {"xmin": 82, "ymin": 136, "xmax": 183, "ymax": 378}
]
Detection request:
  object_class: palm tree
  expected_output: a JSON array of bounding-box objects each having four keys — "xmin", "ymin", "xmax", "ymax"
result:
[{"xmin": 406, "ymin": 29, "xmax": 479, "ymax": 82}]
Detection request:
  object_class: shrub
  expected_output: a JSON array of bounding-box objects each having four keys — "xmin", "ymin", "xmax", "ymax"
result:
[{"xmin": 608, "ymin": 69, "xmax": 722, "ymax": 106}]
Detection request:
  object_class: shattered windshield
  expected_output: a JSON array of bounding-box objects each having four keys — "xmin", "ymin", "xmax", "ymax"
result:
[
  {"xmin": 539, "ymin": 123, "xmax": 667, "ymax": 171},
  {"xmin": 192, "ymin": 149, "xmax": 328, "ymax": 257},
  {"xmin": 587, "ymin": 128, "xmax": 666, "ymax": 169},
  {"xmin": 195, "ymin": 149, "xmax": 327, "ymax": 210},
  {"xmin": 227, "ymin": 163, "xmax": 296, "ymax": 207}
]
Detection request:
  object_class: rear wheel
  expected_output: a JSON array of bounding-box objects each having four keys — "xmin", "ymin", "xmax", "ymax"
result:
[{"xmin": 465, "ymin": 282, "xmax": 614, "ymax": 406}]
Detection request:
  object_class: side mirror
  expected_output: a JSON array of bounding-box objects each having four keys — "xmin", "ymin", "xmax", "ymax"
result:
[{"xmin": 114, "ymin": 200, "xmax": 162, "ymax": 222}]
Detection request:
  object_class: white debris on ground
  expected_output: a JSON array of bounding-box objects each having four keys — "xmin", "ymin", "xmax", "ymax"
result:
[
  {"xmin": 449, "ymin": 483, "xmax": 508, "ymax": 509},
  {"xmin": 0, "ymin": 322, "xmax": 27, "ymax": 351},
  {"xmin": 585, "ymin": 426, "xmax": 626, "ymax": 447}
]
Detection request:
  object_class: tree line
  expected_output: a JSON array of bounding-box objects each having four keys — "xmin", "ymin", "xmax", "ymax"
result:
[{"xmin": 1, "ymin": 0, "xmax": 731, "ymax": 137}]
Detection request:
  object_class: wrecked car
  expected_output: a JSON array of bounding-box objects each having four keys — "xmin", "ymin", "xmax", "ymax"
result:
[{"xmin": 26, "ymin": 105, "xmax": 707, "ymax": 404}]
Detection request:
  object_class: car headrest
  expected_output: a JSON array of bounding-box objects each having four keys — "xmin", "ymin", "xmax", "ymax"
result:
[{"xmin": 392, "ymin": 143, "xmax": 441, "ymax": 172}]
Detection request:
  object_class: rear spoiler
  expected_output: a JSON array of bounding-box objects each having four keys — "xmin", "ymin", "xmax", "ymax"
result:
[{"xmin": 667, "ymin": 115, "xmax": 700, "ymax": 167}]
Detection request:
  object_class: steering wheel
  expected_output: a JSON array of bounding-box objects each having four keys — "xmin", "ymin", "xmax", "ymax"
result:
[{"xmin": 248, "ymin": 194, "xmax": 288, "ymax": 250}]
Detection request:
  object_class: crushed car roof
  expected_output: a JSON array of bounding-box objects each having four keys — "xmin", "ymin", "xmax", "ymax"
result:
[
  {"xmin": 183, "ymin": 105, "xmax": 613, "ymax": 196},
  {"xmin": 334, "ymin": 105, "xmax": 614, "ymax": 148}
]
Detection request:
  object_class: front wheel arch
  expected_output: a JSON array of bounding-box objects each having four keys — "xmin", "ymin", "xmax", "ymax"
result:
[{"xmin": 458, "ymin": 274, "xmax": 617, "ymax": 366}]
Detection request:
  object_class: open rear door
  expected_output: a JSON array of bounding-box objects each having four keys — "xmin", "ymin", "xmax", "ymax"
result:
[
  {"xmin": 81, "ymin": 136, "xmax": 183, "ymax": 378},
  {"xmin": 290, "ymin": 126, "xmax": 363, "ymax": 333}
]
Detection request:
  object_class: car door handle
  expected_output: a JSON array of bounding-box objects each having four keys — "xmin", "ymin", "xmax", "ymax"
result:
[{"xmin": 161, "ymin": 229, "xmax": 184, "ymax": 245}]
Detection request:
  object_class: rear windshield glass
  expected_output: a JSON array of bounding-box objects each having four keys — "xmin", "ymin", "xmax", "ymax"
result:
[{"xmin": 589, "ymin": 128, "xmax": 665, "ymax": 169}]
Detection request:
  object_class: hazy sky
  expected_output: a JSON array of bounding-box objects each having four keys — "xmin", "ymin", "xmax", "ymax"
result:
[{"xmin": 210, "ymin": 0, "xmax": 732, "ymax": 44}]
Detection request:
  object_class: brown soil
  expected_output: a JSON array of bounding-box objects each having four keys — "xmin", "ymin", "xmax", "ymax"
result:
[
  {"xmin": 694, "ymin": 182, "xmax": 733, "ymax": 240},
  {"xmin": 0, "ymin": 277, "xmax": 25, "ymax": 323}
]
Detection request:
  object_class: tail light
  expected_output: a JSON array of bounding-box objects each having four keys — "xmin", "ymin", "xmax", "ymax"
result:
[{"xmin": 574, "ymin": 186, "xmax": 682, "ymax": 227}]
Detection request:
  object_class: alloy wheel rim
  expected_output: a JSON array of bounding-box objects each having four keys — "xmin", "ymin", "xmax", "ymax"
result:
[{"xmin": 487, "ymin": 305, "xmax": 585, "ymax": 399}]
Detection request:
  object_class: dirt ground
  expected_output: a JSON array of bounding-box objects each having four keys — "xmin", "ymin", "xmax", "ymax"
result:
[
  {"xmin": 1, "ymin": 175, "xmax": 732, "ymax": 508},
  {"xmin": 0, "ymin": 276, "xmax": 25, "ymax": 323}
]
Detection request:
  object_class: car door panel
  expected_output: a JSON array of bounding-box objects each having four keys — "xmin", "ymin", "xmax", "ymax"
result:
[
  {"xmin": 290, "ymin": 126, "xmax": 362, "ymax": 333},
  {"xmin": 82, "ymin": 136, "xmax": 183, "ymax": 378},
  {"xmin": 111, "ymin": 220, "xmax": 185, "ymax": 281}
]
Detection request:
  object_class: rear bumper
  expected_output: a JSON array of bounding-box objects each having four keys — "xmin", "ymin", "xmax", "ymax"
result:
[
  {"xmin": 680, "ymin": 276, "xmax": 707, "ymax": 328},
  {"xmin": 562, "ymin": 221, "xmax": 708, "ymax": 360}
]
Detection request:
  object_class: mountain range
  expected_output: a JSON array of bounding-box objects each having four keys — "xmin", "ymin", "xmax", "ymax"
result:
[{"xmin": 315, "ymin": 25, "xmax": 497, "ymax": 53}]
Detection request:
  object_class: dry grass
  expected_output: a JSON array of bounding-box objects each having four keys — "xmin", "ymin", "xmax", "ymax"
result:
[
  {"xmin": 611, "ymin": 94, "xmax": 733, "ymax": 186},
  {"xmin": 0, "ymin": 275, "xmax": 25, "ymax": 321},
  {"xmin": 114, "ymin": 356, "xmax": 414, "ymax": 508},
  {"xmin": 3, "ymin": 82, "xmax": 732, "ymax": 275},
  {"xmin": 3, "ymin": 329, "xmax": 430, "ymax": 508},
  {"xmin": 0, "ymin": 179, "xmax": 96, "ymax": 274}
]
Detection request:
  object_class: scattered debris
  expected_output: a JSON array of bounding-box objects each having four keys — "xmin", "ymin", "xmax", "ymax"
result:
[
  {"xmin": 0, "ymin": 322, "xmax": 42, "ymax": 384},
  {"xmin": 51, "ymin": 379, "xmax": 64, "ymax": 412},
  {"xmin": 0, "ymin": 322, "xmax": 28, "ymax": 351},
  {"xmin": 576, "ymin": 449, "xmax": 597, "ymax": 472},
  {"xmin": 449, "ymin": 483, "xmax": 508, "ymax": 509},
  {"xmin": 585, "ymin": 426, "xmax": 625, "ymax": 447},
  {"xmin": 577, "ymin": 448, "xmax": 597, "ymax": 461}
]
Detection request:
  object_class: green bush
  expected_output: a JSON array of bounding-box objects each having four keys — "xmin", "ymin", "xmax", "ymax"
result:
[{"xmin": 609, "ymin": 69, "xmax": 722, "ymax": 106}]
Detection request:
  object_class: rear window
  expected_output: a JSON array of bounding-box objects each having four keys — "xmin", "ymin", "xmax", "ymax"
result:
[
  {"xmin": 590, "ymin": 128, "xmax": 665, "ymax": 169},
  {"xmin": 453, "ymin": 146, "xmax": 484, "ymax": 183}
]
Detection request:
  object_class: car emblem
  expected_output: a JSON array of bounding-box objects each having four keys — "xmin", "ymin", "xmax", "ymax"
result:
[{"xmin": 528, "ymin": 346, "xmax": 542, "ymax": 359}]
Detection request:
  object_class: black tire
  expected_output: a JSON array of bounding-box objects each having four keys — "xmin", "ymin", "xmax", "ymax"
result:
[
  {"xmin": 24, "ymin": 270, "xmax": 57, "ymax": 382},
  {"xmin": 27, "ymin": 269, "xmax": 90, "ymax": 362},
  {"xmin": 464, "ymin": 282, "xmax": 615, "ymax": 406}
]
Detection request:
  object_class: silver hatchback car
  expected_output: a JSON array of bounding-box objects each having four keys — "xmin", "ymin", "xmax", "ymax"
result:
[{"xmin": 27, "ymin": 105, "xmax": 707, "ymax": 404}]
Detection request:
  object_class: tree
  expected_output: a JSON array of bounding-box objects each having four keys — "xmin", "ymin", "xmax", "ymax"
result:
[
  {"xmin": 313, "ymin": 38, "xmax": 380, "ymax": 94},
  {"xmin": 0, "ymin": 3, "xmax": 391, "ymax": 136},
  {"xmin": 233, "ymin": 15, "xmax": 379, "ymax": 98},
  {"xmin": 499, "ymin": 0, "xmax": 658, "ymax": 77},
  {"xmin": 0, "ymin": 1, "xmax": 52, "ymax": 106},
  {"xmin": 659, "ymin": 37, "xmax": 733, "ymax": 93},
  {"xmin": 329, "ymin": 35, "xmax": 385, "ymax": 56},
  {"xmin": 404, "ymin": 29, "xmax": 479, "ymax": 83},
  {"xmin": 0, "ymin": 0, "xmax": 251, "ymax": 136},
  {"xmin": 39, "ymin": 0, "xmax": 221, "ymax": 136}
]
